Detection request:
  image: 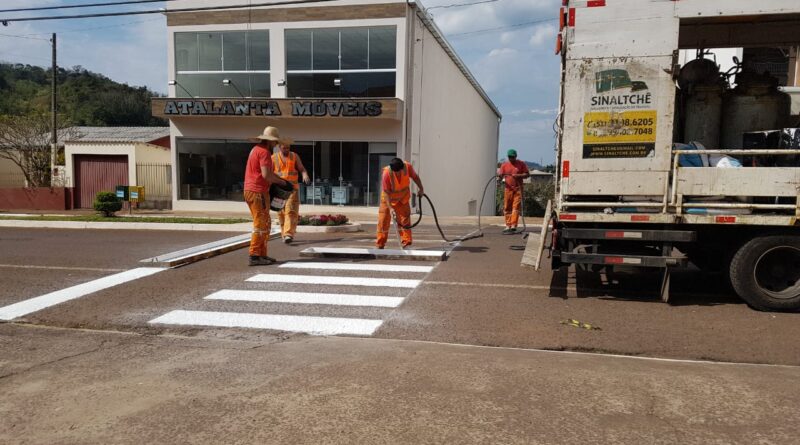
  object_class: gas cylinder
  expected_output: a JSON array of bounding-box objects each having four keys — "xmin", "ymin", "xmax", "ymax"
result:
[
  {"xmin": 721, "ymin": 73, "xmax": 791, "ymax": 149},
  {"xmin": 684, "ymin": 84, "xmax": 724, "ymax": 148}
]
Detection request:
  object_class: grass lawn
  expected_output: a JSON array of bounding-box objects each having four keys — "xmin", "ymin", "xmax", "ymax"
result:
[{"xmin": 0, "ymin": 215, "xmax": 250, "ymax": 224}]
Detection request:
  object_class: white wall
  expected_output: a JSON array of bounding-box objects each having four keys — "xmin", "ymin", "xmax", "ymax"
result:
[{"xmin": 408, "ymin": 16, "xmax": 500, "ymax": 216}]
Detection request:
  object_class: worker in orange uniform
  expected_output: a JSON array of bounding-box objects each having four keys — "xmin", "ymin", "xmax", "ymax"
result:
[
  {"xmin": 497, "ymin": 149, "xmax": 530, "ymax": 234},
  {"xmin": 273, "ymin": 141, "xmax": 311, "ymax": 244},
  {"xmin": 376, "ymin": 158, "xmax": 424, "ymax": 249},
  {"xmin": 244, "ymin": 126, "xmax": 291, "ymax": 266}
]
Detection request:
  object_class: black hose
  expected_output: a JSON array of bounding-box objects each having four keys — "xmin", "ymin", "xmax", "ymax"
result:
[{"xmin": 404, "ymin": 175, "xmax": 499, "ymax": 243}]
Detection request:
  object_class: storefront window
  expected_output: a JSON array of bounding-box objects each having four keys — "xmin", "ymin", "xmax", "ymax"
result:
[
  {"xmin": 177, "ymin": 139, "xmax": 252, "ymax": 201},
  {"xmin": 286, "ymin": 26, "xmax": 397, "ymax": 98},
  {"xmin": 174, "ymin": 31, "xmax": 270, "ymax": 98},
  {"xmin": 177, "ymin": 139, "xmax": 396, "ymax": 206}
]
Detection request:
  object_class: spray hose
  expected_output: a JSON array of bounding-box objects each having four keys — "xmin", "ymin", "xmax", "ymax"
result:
[{"xmin": 401, "ymin": 174, "xmax": 526, "ymax": 245}]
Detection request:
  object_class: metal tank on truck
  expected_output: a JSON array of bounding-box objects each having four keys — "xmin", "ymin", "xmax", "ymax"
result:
[
  {"xmin": 721, "ymin": 71, "xmax": 791, "ymax": 149},
  {"xmin": 679, "ymin": 57, "xmax": 724, "ymax": 148}
]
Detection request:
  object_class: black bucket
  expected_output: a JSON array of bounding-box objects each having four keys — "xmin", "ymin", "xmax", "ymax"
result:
[{"xmin": 269, "ymin": 181, "xmax": 295, "ymax": 211}]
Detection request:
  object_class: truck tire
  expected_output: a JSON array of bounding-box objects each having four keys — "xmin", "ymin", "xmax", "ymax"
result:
[{"xmin": 729, "ymin": 235, "xmax": 800, "ymax": 312}]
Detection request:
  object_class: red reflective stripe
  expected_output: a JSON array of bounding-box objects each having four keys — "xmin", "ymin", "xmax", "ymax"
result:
[
  {"xmin": 562, "ymin": 160, "xmax": 570, "ymax": 178},
  {"xmin": 631, "ymin": 215, "xmax": 650, "ymax": 222},
  {"xmin": 587, "ymin": 0, "xmax": 606, "ymax": 7},
  {"xmin": 555, "ymin": 33, "xmax": 563, "ymax": 55},
  {"xmin": 559, "ymin": 7, "xmax": 566, "ymax": 30},
  {"xmin": 568, "ymin": 8, "xmax": 576, "ymax": 26},
  {"xmin": 560, "ymin": 214, "xmax": 577, "ymax": 221},
  {"xmin": 716, "ymin": 216, "xmax": 737, "ymax": 224},
  {"xmin": 606, "ymin": 231, "xmax": 624, "ymax": 238},
  {"xmin": 605, "ymin": 257, "xmax": 624, "ymax": 264},
  {"xmin": 562, "ymin": 0, "xmax": 568, "ymax": 5}
]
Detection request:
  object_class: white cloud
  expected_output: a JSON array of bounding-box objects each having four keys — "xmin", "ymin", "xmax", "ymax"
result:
[
  {"xmin": 488, "ymin": 48, "xmax": 518, "ymax": 57},
  {"xmin": 529, "ymin": 24, "xmax": 557, "ymax": 47}
]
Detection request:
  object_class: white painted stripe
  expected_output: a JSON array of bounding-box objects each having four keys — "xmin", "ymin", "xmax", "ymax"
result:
[
  {"xmin": 279, "ymin": 262, "xmax": 433, "ymax": 274},
  {"xmin": 0, "ymin": 264, "xmax": 126, "ymax": 273},
  {"xmin": 0, "ymin": 267, "xmax": 166, "ymax": 321},
  {"xmin": 149, "ymin": 310, "xmax": 383, "ymax": 336},
  {"xmin": 205, "ymin": 290, "xmax": 404, "ymax": 308},
  {"xmin": 247, "ymin": 274, "xmax": 420, "ymax": 288}
]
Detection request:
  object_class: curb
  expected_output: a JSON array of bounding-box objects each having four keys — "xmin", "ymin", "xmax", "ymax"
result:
[
  {"xmin": 140, "ymin": 229, "xmax": 280, "ymax": 267},
  {"xmin": 0, "ymin": 220, "xmax": 254, "ymax": 232},
  {"xmin": 294, "ymin": 223, "xmax": 362, "ymax": 233}
]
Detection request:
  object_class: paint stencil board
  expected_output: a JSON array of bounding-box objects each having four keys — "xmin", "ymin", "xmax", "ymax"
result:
[{"xmin": 299, "ymin": 247, "xmax": 446, "ymax": 262}]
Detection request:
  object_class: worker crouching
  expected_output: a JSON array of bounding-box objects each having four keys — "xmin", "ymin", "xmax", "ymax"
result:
[
  {"xmin": 376, "ymin": 158, "xmax": 424, "ymax": 249},
  {"xmin": 272, "ymin": 140, "xmax": 311, "ymax": 244}
]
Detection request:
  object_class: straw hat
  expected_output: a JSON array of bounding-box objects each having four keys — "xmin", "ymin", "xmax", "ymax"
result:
[{"xmin": 252, "ymin": 126, "xmax": 282, "ymax": 142}]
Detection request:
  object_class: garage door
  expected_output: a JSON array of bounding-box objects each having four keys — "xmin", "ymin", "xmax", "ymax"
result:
[{"xmin": 74, "ymin": 155, "xmax": 128, "ymax": 209}]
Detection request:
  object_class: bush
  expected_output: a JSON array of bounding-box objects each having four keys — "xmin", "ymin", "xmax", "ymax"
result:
[
  {"xmin": 93, "ymin": 191, "xmax": 122, "ymax": 217},
  {"xmin": 298, "ymin": 214, "xmax": 349, "ymax": 226},
  {"xmin": 496, "ymin": 181, "xmax": 555, "ymax": 217}
]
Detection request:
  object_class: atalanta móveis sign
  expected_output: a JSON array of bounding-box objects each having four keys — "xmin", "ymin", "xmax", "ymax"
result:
[{"xmin": 162, "ymin": 100, "xmax": 383, "ymax": 117}]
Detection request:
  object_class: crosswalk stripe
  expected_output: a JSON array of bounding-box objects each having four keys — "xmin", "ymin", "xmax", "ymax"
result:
[
  {"xmin": 0, "ymin": 267, "xmax": 166, "ymax": 321},
  {"xmin": 205, "ymin": 290, "xmax": 405, "ymax": 308},
  {"xmin": 279, "ymin": 262, "xmax": 433, "ymax": 273},
  {"xmin": 247, "ymin": 274, "xmax": 421, "ymax": 288},
  {"xmin": 149, "ymin": 310, "xmax": 384, "ymax": 336}
]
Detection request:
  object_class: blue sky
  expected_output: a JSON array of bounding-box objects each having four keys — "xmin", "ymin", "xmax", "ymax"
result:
[{"xmin": 0, "ymin": 0, "xmax": 561, "ymax": 164}]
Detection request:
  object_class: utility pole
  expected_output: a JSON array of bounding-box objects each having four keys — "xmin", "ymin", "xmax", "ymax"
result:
[{"xmin": 50, "ymin": 33, "xmax": 57, "ymax": 186}]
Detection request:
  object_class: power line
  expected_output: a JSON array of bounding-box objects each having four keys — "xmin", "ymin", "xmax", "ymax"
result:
[
  {"xmin": 0, "ymin": 32, "xmax": 50, "ymax": 41},
  {"xmin": 448, "ymin": 17, "xmax": 556, "ymax": 38},
  {"xmin": 0, "ymin": 0, "xmax": 342, "ymax": 24},
  {"xmin": 428, "ymin": 0, "xmax": 501, "ymax": 10},
  {"xmin": 0, "ymin": 0, "xmax": 178, "ymax": 14}
]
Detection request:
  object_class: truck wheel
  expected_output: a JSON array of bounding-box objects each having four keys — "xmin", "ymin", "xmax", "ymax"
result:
[{"xmin": 729, "ymin": 235, "xmax": 800, "ymax": 312}]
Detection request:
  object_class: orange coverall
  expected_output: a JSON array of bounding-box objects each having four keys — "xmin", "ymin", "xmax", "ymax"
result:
[
  {"xmin": 376, "ymin": 162, "xmax": 416, "ymax": 248},
  {"xmin": 244, "ymin": 191, "xmax": 271, "ymax": 257},
  {"xmin": 273, "ymin": 151, "xmax": 301, "ymax": 238}
]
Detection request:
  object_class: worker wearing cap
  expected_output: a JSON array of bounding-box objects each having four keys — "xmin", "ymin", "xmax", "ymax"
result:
[
  {"xmin": 497, "ymin": 149, "xmax": 530, "ymax": 234},
  {"xmin": 244, "ymin": 126, "xmax": 291, "ymax": 266},
  {"xmin": 272, "ymin": 141, "xmax": 311, "ymax": 244},
  {"xmin": 376, "ymin": 158, "xmax": 424, "ymax": 249}
]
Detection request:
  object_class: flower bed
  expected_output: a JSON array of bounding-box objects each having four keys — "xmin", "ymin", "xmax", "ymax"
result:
[{"xmin": 298, "ymin": 214, "xmax": 349, "ymax": 226}]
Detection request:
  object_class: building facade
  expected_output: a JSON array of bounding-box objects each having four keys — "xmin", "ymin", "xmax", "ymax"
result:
[{"xmin": 158, "ymin": 0, "xmax": 501, "ymax": 216}]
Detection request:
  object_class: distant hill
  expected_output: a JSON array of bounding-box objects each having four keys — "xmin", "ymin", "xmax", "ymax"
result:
[
  {"xmin": 525, "ymin": 161, "xmax": 544, "ymax": 171},
  {"xmin": 0, "ymin": 63, "xmax": 166, "ymax": 126}
]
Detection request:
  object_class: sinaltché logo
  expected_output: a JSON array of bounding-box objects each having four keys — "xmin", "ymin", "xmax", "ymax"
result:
[{"xmin": 595, "ymin": 69, "xmax": 648, "ymax": 94}]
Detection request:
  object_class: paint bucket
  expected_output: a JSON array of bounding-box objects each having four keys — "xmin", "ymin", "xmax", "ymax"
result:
[{"xmin": 269, "ymin": 181, "xmax": 294, "ymax": 211}]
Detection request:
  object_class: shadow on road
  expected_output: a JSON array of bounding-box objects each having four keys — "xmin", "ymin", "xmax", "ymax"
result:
[{"xmin": 547, "ymin": 266, "xmax": 743, "ymax": 307}]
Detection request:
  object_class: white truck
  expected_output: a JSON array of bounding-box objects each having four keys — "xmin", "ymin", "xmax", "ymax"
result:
[{"xmin": 537, "ymin": 0, "xmax": 800, "ymax": 311}]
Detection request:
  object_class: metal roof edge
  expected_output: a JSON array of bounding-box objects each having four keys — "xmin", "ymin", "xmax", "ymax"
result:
[{"xmin": 408, "ymin": 0, "xmax": 502, "ymax": 120}]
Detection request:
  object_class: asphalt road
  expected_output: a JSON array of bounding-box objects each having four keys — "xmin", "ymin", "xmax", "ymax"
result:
[
  {"xmin": 1, "ymin": 226, "xmax": 799, "ymax": 364},
  {"xmin": 2, "ymin": 225, "xmax": 800, "ymax": 443}
]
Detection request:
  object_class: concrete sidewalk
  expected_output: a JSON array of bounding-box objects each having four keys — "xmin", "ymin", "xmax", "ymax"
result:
[
  {"xmin": 0, "ymin": 209, "xmax": 518, "ymax": 231},
  {"xmin": 1, "ymin": 323, "xmax": 798, "ymax": 444}
]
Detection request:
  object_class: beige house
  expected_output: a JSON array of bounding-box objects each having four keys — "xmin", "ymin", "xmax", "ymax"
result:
[
  {"xmin": 63, "ymin": 127, "xmax": 171, "ymax": 208},
  {"xmin": 158, "ymin": 0, "xmax": 501, "ymax": 216}
]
